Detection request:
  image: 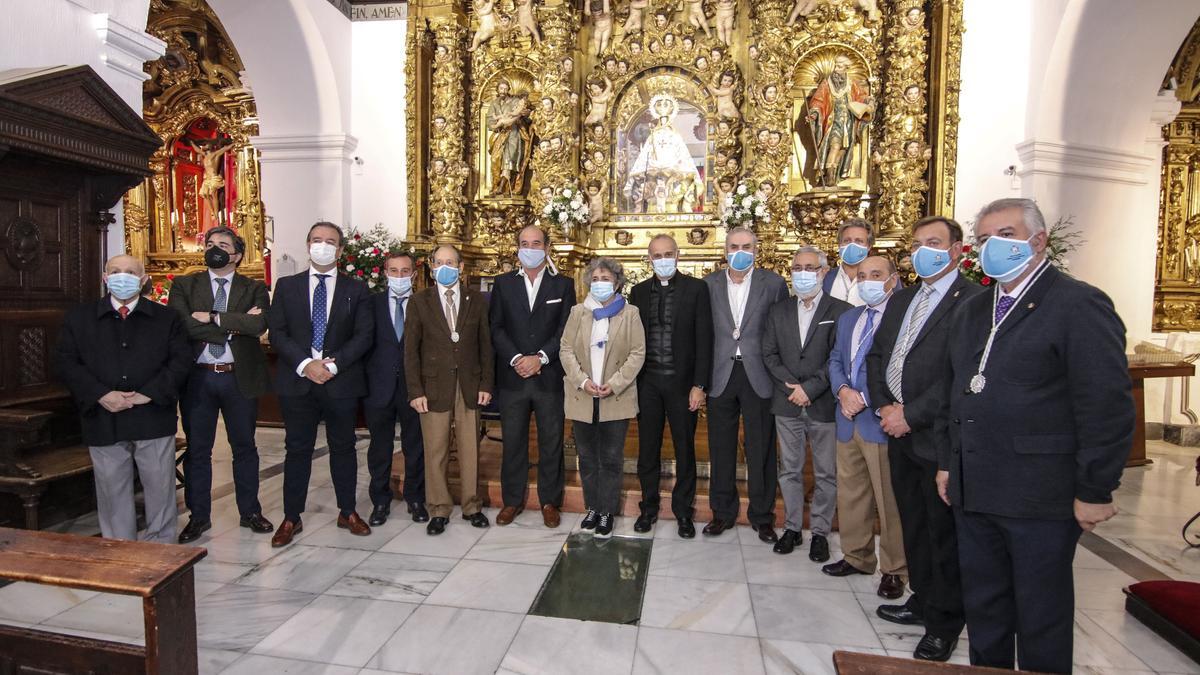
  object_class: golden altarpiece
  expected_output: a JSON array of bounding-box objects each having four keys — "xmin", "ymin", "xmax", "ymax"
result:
[
  {"xmin": 123, "ymin": 0, "xmax": 267, "ymax": 281},
  {"xmin": 406, "ymin": 0, "xmax": 964, "ymax": 281}
]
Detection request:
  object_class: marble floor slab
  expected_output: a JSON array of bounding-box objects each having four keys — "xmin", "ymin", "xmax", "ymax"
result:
[
  {"xmin": 0, "ymin": 582, "xmax": 98, "ymax": 624},
  {"xmin": 378, "ymin": 506, "xmax": 489, "ymax": 559},
  {"xmin": 633, "ymin": 626, "xmax": 766, "ymax": 675},
  {"xmin": 498, "ymin": 615, "xmax": 638, "ymax": 675},
  {"xmin": 424, "ymin": 559, "xmax": 551, "ymax": 614},
  {"xmin": 647, "ymin": 537, "xmax": 747, "ymax": 582},
  {"xmin": 639, "ymin": 575, "xmax": 757, "ymax": 636},
  {"xmin": 323, "ymin": 550, "xmax": 457, "ymax": 603},
  {"xmin": 251, "ymin": 594, "xmax": 417, "ymax": 668},
  {"xmin": 219, "ymin": 654, "xmax": 359, "ymax": 675},
  {"xmin": 194, "ymin": 584, "xmax": 317, "ymax": 651},
  {"xmin": 760, "ymin": 639, "xmax": 888, "ymax": 675},
  {"xmin": 749, "ymin": 585, "xmax": 882, "ymax": 649},
  {"xmin": 365, "ymin": 604, "xmax": 523, "ymax": 675},
  {"xmin": 234, "ymin": 544, "xmax": 372, "ymax": 594},
  {"xmin": 466, "ymin": 521, "xmax": 571, "ymax": 566}
]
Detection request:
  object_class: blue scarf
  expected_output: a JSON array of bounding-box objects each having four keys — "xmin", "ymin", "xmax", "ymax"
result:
[{"xmin": 592, "ymin": 294, "xmax": 626, "ymax": 321}]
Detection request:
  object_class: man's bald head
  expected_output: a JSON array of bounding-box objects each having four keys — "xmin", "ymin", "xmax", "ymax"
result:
[
  {"xmin": 856, "ymin": 255, "xmax": 896, "ymax": 281},
  {"xmin": 105, "ymin": 254, "xmax": 145, "ymax": 276}
]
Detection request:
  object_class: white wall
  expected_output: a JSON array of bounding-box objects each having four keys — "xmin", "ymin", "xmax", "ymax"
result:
[{"xmin": 350, "ymin": 18, "xmax": 408, "ymax": 238}]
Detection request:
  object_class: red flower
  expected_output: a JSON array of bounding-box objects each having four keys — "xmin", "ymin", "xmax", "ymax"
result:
[
  {"xmin": 347, "ymin": 255, "xmax": 356, "ymax": 262},
  {"xmin": 354, "ymin": 234, "xmax": 362, "ymax": 240},
  {"xmin": 961, "ymin": 245, "xmax": 971, "ymax": 253},
  {"xmin": 962, "ymin": 259, "xmax": 974, "ymax": 269},
  {"xmin": 372, "ymin": 266, "xmax": 380, "ymax": 273},
  {"xmin": 981, "ymin": 276, "xmax": 992, "ymax": 286},
  {"xmin": 356, "ymin": 269, "xmax": 364, "ymax": 277},
  {"xmin": 372, "ymin": 247, "xmax": 380, "ymax": 255},
  {"xmin": 166, "ymin": 273, "xmax": 175, "ymax": 280}
]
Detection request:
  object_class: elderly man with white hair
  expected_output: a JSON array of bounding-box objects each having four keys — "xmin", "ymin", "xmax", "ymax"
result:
[
  {"xmin": 942, "ymin": 197, "xmax": 1133, "ymax": 674},
  {"xmin": 55, "ymin": 254, "xmax": 192, "ymax": 543}
]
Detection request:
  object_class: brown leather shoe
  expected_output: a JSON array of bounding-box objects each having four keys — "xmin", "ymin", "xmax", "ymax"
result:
[
  {"xmin": 337, "ymin": 511, "xmax": 372, "ymax": 536},
  {"xmin": 878, "ymin": 573, "xmax": 906, "ymax": 599},
  {"xmin": 542, "ymin": 504, "xmax": 561, "ymax": 528},
  {"xmin": 497, "ymin": 505, "xmax": 523, "ymax": 526},
  {"xmin": 271, "ymin": 519, "xmax": 302, "ymax": 548}
]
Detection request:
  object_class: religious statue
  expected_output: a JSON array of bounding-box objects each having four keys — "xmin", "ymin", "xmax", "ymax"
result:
[
  {"xmin": 624, "ymin": 0, "xmax": 649, "ymax": 33},
  {"xmin": 583, "ymin": 76, "xmax": 614, "ymax": 126},
  {"xmin": 188, "ymin": 139, "xmax": 232, "ymax": 228},
  {"xmin": 715, "ymin": 0, "xmax": 737, "ymax": 46},
  {"xmin": 586, "ymin": 179, "xmax": 605, "ymax": 225},
  {"xmin": 487, "ymin": 81, "xmax": 533, "ymax": 195},
  {"xmin": 623, "ymin": 94, "xmax": 703, "ymax": 213},
  {"xmin": 788, "ymin": 0, "xmax": 880, "ymax": 25},
  {"xmin": 682, "ymin": 0, "xmax": 712, "ymax": 39},
  {"xmin": 585, "ymin": 0, "xmax": 613, "ymax": 57},
  {"xmin": 803, "ymin": 55, "xmax": 873, "ymax": 187},
  {"xmin": 516, "ymin": 0, "xmax": 542, "ymax": 45},
  {"xmin": 709, "ymin": 71, "xmax": 741, "ymax": 120},
  {"xmin": 469, "ymin": 0, "xmax": 499, "ymax": 52}
]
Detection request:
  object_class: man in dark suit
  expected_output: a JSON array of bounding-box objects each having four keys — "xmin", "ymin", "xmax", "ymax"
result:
[
  {"xmin": 169, "ymin": 226, "xmax": 274, "ymax": 543},
  {"xmin": 406, "ymin": 245, "xmax": 495, "ymax": 535},
  {"xmin": 942, "ymin": 199, "xmax": 1132, "ymax": 674},
  {"xmin": 629, "ymin": 234, "xmax": 713, "ymax": 538},
  {"xmin": 267, "ymin": 221, "xmax": 375, "ymax": 546},
  {"xmin": 704, "ymin": 226, "xmax": 788, "ymax": 540},
  {"xmin": 56, "ymin": 254, "xmax": 192, "ymax": 544},
  {"xmin": 489, "ymin": 225, "xmax": 574, "ymax": 528},
  {"xmin": 865, "ymin": 216, "xmax": 982, "ymax": 662},
  {"xmin": 764, "ymin": 246, "xmax": 851, "ymax": 558},
  {"xmin": 363, "ymin": 252, "xmax": 428, "ymax": 526}
]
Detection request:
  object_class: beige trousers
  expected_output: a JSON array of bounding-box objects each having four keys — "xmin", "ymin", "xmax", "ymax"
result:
[
  {"xmin": 419, "ymin": 379, "xmax": 481, "ymax": 518},
  {"xmin": 836, "ymin": 430, "xmax": 907, "ymax": 577}
]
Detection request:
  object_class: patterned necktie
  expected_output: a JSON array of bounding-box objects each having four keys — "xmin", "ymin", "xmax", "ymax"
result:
[
  {"xmin": 995, "ymin": 294, "xmax": 1016, "ymax": 324},
  {"xmin": 312, "ymin": 274, "xmax": 329, "ymax": 353},
  {"xmin": 444, "ymin": 289, "xmax": 457, "ymax": 334},
  {"xmin": 886, "ymin": 285, "xmax": 934, "ymax": 403},
  {"xmin": 850, "ymin": 308, "xmax": 878, "ymax": 389},
  {"xmin": 118, "ymin": 305, "xmax": 129, "ymax": 320},
  {"xmin": 208, "ymin": 278, "xmax": 228, "ymax": 358},
  {"xmin": 394, "ymin": 295, "xmax": 406, "ymax": 342}
]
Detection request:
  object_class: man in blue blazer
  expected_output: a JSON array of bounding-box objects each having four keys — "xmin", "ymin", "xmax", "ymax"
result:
[
  {"xmin": 363, "ymin": 252, "xmax": 427, "ymax": 526},
  {"xmin": 825, "ymin": 255, "xmax": 907, "ymax": 595}
]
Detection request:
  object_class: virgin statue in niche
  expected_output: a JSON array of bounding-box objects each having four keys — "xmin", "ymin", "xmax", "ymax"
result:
[{"xmin": 622, "ymin": 94, "xmax": 703, "ymax": 213}]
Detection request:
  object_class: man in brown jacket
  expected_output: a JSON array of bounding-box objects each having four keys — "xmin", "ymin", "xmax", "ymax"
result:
[{"xmin": 405, "ymin": 245, "xmax": 495, "ymax": 535}]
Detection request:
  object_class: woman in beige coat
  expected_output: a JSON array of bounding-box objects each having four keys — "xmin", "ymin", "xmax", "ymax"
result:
[{"xmin": 560, "ymin": 257, "xmax": 646, "ymax": 538}]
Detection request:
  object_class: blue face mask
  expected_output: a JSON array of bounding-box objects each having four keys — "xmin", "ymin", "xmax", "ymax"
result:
[
  {"xmin": 980, "ymin": 235, "xmax": 1035, "ymax": 283},
  {"xmin": 106, "ymin": 272, "xmax": 142, "ymax": 301},
  {"xmin": 590, "ymin": 280, "xmax": 615, "ymax": 302},
  {"xmin": 839, "ymin": 242, "xmax": 869, "ymax": 266},
  {"xmin": 727, "ymin": 250, "xmax": 754, "ymax": 272},
  {"xmin": 652, "ymin": 257, "xmax": 677, "ymax": 278},
  {"xmin": 518, "ymin": 248, "xmax": 546, "ymax": 269},
  {"xmin": 433, "ymin": 265, "xmax": 460, "ymax": 287},
  {"xmin": 387, "ymin": 275, "xmax": 413, "ymax": 296},
  {"xmin": 857, "ymin": 278, "xmax": 890, "ymax": 306},
  {"xmin": 912, "ymin": 245, "xmax": 952, "ymax": 279},
  {"xmin": 792, "ymin": 270, "xmax": 820, "ymax": 297}
]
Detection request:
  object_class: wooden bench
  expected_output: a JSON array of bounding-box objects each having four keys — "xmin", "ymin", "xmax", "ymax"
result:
[
  {"xmin": 832, "ymin": 651, "xmax": 1049, "ymax": 674},
  {"xmin": 0, "ymin": 527, "xmax": 207, "ymax": 674}
]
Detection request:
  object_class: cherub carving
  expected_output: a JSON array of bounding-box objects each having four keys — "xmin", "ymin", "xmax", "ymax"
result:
[
  {"xmin": 583, "ymin": 76, "xmax": 614, "ymax": 126},
  {"xmin": 585, "ymin": 0, "xmax": 613, "ymax": 57},
  {"xmin": 714, "ymin": 0, "xmax": 736, "ymax": 46},
  {"xmin": 516, "ymin": 0, "xmax": 542, "ymax": 45},
  {"xmin": 469, "ymin": 0, "xmax": 498, "ymax": 52},
  {"xmin": 682, "ymin": 0, "xmax": 712, "ymax": 39},
  {"xmin": 708, "ymin": 70, "xmax": 741, "ymax": 120}
]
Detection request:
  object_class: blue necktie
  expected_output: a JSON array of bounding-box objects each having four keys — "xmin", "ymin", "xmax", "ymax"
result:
[
  {"xmin": 394, "ymin": 295, "xmax": 405, "ymax": 343},
  {"xmin": 312, "ymin": 274, "xmax": 329, "ymax": 353},
  {"xmin": 995, "ymin": 294, "xmax": 1016, "ymax": 323},
  {"xmin": 850, "ymin": 308, "xmax": 878, "ymax": 389},
  {"xmin": 208, "ymin": 278, "xmax": 228, "ymax": 358}
]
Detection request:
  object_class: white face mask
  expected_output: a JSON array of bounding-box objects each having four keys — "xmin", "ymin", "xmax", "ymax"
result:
[{"xmin": 309, "ymin": 242, "xmax": 338, "ymax": 266}]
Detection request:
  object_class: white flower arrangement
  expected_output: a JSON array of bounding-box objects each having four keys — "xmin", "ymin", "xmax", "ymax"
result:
[
  {"xmin": 543, "ymin": 184, "xmax": 590, "ymax": 235},
  {"xmin": 721, "ymin": 180, "xmax": 770, "ymax": 229}
]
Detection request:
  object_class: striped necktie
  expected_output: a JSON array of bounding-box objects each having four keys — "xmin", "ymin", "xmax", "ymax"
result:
[{"xmin": 886, "ymin": 285, "xmax": 933, "ymax": 403}]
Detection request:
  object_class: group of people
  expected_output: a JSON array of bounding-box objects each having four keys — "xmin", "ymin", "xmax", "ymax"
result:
[{"xmin": 55, "ymin": 197, "xmax": 1133, "ymax": 674}]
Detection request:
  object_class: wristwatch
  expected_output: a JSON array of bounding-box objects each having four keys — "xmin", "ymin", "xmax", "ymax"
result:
[{"xmin": 209, "ymin": 311, "xmax": 218, "ymax": 322}]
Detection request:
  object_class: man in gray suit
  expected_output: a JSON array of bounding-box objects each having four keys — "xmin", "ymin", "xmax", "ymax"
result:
[
  {"xmin": 704, "ymin": 226, "xmax": 788, "ymax": 540},
  {"xmin": 764, "ymin": 246, "xmax": 851, "ymax": 559}
]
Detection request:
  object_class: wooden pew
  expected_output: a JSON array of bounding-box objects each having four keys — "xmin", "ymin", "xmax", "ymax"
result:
[
  {"xmin": 832, "ymin": 651, "xmax": 1048, "ymax": 674},
  {"xmin": 0, "ymin": 527, "xmax": 206, "ymax": 674}
]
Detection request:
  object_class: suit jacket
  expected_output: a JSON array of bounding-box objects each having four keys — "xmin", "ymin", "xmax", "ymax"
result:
[
  {"xmin": 365, "ymin": 291, "xmax": 414, "ymax": 408},
  {"xmin": 167, "ymin": 270, "xmax": 271, "ymax": 398},
  {"xmin": 404, "ymin": 284, "xmax": 494, "ymax": 411},
  {"xmin": 704, "ymin": 268, "xmax": 789, "ymax": 398},
  {"xmin": 828, "ymin": 305, "xmax": 888, "ymax": 444},
  {"xmin": 629, "ymin": 272, "xmax": 713, "ymax": 393},
  {"xmin": 267, "ymin": 270, "xmax": 374, "ymax": 399},
  {"xmin": 946, "ymin": 265, "xmax": 1133, "ymax": 520},
  {"xmin": 763, "ymin": 292, "xmax": 852, "ymax": 421},
  {"xmin": 55, "ymin": 296, "xmax": 193, "ymax": 446},
  {"xmin": 865, "ymin": 272, "xmax": 982, "ymax": 462},
  {"xmin": 489, "ymin": 269, "xmax": 575, "ymax": 393},
  {"xmin": 560, "ymin": 302, "xmax": 646, "ymax": 422}
]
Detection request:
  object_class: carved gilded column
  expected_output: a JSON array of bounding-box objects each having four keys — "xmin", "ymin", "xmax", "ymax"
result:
[
  {"xmin": 428, "ymin": 3, "xmax": 470, "ymax": 244},
  {"xmin": 747, "ymin": 0, "xmax": 793, "ymax": 270}
]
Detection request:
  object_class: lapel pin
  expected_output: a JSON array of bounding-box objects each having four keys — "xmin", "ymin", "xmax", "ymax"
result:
[
  {"xmin": 1027, "ymin": 302, "xmax": 1035, "ymax": 309},
  {"xmin": 953, "ymin": 290, "xmax": 960, "ymax": 297}
]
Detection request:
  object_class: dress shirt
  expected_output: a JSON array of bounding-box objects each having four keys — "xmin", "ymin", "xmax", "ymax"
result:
[
  {"xmin": 296, "ymin": 266, "xmax": 339, "ymax": 377},
  {"xmin": 797, "ymin": 290, "xmax": 822, "ymax": 347},
  {"xmin": 197, "ymin": 269, "xmax": 235, "ymax": 365},
  {"xmin": 999, "ymin": 259, "xmax": 1048, "ymax": 303},
  {"xmin": 894, "ymin": 268, "xmax": 958, "ymax": 347},
  {"xmin": 437, "ymin": 280, "xmax": 459, "ymax": 330},
  {"xmin": 831, "ymin": 265, "xmax": 865, "ymax": 307},
  {"xmin": 726, "ymin": 268, "xmax": 753, "ymax": 357},
  {"xmin": 509, "ymin": 266, "xmax": 552, "ymax": 367},
  {"xmin": 850, "ymin": 297, "xmax": 889, "ymax": 374},
  {"xmin": 388, "ymin": 290, "xmax": 411, "ymax": 326},
  {"xmin": 110, "ymin": 296, "xmax": 139, "ymax": 314}
]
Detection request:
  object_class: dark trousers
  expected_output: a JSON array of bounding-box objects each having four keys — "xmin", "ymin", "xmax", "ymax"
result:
[
  {"xmin": 574, "ymin": 400, "xmax": 628, "ymax": 515},
  {"xmin": 636, "ymin": 375, "xmax": 697, "ymax": 519},
  {"xmin": 180, "ymin": 368, "xmax": 261, "ymax": 521},
  {"xmin": 954, "ymin": 508, "xmax": 1082, "ymax": 674},
  {"xmin": 498, "ymin": 379, "xmax": 565, "ymax": 508},
  {"xmin": 707, "ymin": 361, "xmax": 776, "ymax": 525},
  {"xmin": 279, "ymin": 387, "xmax": 359, "ymax": 521},
  {"xmin": 364, "ymin": 381, "xmax": 425, "ymax": 508},
  {"xmin": 890, "ymin": 444, "xmax": 964, "ymax": 640}
]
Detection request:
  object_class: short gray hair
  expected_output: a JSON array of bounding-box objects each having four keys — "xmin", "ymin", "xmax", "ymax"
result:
[
  {"xmin": 793, "ymin": 245, "xmax": 829, "ymax": 269},
  {"xmin": 585, "ymin": 256, "xmax": 627, "ymax": 291},
  {"xmin": 725, "ymin": 226, "xmax": 758, "ymax": 247},
  {"xmin": 648, "ymin": 233, "xmax": 678, "ymax": 253},
  {"xmin": 974, "ymin": 197, "xmax": 1046, "ymax": 235},
  {"xmin": 837, "ymin": 218, "xmax": 875, "ymax": 246}
]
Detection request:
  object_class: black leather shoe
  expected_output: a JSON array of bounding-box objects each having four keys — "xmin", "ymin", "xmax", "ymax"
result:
[
  {"xmin": 408, "ymin": 502, "xmax": 430, "ymax": 523},
  {"xmin": 876, "ymin": 604, "xmax": 924, "ymax": 626},
  {"xmin": 634, "ymin": 512, "xmax": 657, "ymax": 533},
  {"xmin": 753, "ymin": 523, "xmax": 778, "ymax": 544},
  {"xmin": 177, "ymin": 518, "xmax": 211, "ymax": 544},
  {"xmin": 808, "ymin": 534, "xmax": 830, "ymax": 562},
  {"xmin": 703, "ymin": 519, "xmax": 733, "ymax": 536},
  {"xmin": 913, "ymin": 634, "xmax": 958, "ymax": 662},
  {"xmin": 822, "ymin": 559, "xmax": 871, "ymax": 577},
  {"xmin": 427, "ymin": 516, "xmax": 448, "ymax": 535},
  {"xmin": 463, "ymin": 511, "xmax": 490, "ymax": 528},
  {"xmin": 773, "ymin": 529, "xmax": 802, "ymax": 554},
  {"xmin": 239, "ymin": 513, "xmax": 274, "ymax": 533},
  {"xmin": 677, "ymin": 517, "xmax": 696, "ymax": 539},
  {"xmin": 369, "ymin": 504, "xmax": 390, "ymax": 527}
]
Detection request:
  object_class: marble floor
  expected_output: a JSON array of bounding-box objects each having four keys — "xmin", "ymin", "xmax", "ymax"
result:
[{"xmin": 1, "ymin": 431, "xmax": 1198, "ymax": 674}]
